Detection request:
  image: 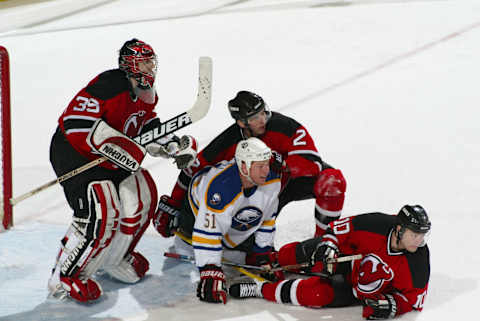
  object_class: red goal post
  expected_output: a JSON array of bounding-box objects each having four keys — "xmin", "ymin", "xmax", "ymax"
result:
[{"xmin": 0, "ymin": 46, "xmax": 12, "ymax": 231}]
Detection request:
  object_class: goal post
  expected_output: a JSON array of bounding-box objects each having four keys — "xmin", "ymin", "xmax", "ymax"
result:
[{"xmin": 0, "ymin": 45, "xmax": 13, "ymax": 231}]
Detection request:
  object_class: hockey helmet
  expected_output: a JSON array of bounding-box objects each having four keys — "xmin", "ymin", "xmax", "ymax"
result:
[
  {"xmin": 119, "ymin": 38, "xmax": 157, "ymax": 89},
  {"xmin": 397, "ymin": 205, "xmax": 431, "ymax": 234},
  {"xmin": 228, "ymin": 91, "xmax": 271, "ymax": 122},
  {"xmin": 235, "ymin": 137, "xmax": 272, "ymax": 177}
]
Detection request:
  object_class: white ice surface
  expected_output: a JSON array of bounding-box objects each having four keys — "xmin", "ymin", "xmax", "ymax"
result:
[{"xmin": 1, "ymin": 0, "xmax": 479, "ymax": 320}]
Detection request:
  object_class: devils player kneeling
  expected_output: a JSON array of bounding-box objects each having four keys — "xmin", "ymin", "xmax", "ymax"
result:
[{"xmin": 230, "ymin": 205, "xmax": 431, "ymax": 320}]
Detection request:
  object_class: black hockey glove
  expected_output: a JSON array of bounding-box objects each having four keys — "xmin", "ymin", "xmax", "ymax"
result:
[
  {"xmin": 152, "ymin": 195, "xmax": 180, "ymax": 237},
  {"xmin": 246, "ymin": 247, "xmax": 284, "ymax": 282},
  {"xmin": 362, "ymin": 294, "xmax": 398, "ymax": 320},
  {"xmin": 310, "ymin": 238, "xmax": 339, "ymax": 274},
  {"xmin": 197, "ymin": 265, "xmax": 227, "ymax": 304}
]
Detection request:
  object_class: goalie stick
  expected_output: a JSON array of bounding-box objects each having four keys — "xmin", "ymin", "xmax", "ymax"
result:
[{"xmin": 9, "ymin": 56, "xmax": 212, "ymax": 207}]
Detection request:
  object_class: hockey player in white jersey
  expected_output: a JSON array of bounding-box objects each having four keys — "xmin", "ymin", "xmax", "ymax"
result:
[{"xmin": 154, "ymin": 137, "xmax": 281, "ymax": 304}]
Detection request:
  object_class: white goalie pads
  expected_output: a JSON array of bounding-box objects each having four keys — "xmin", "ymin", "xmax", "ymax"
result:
[
  {"xmin": 102, "ymin": 168, "xmax": 158, "ymax": 283},
  {"xmin": 87, "ymin": 119, "xmax": 146, "ymax": 172},
  {"xmin": 48, "ymin": 180, "xmax": 121, "ymax": 294}
]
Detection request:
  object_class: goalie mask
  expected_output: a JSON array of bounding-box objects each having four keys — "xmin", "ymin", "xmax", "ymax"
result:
[{"xmin": 119, "ymin": 38, "xmax": 158, "ymax": 102}]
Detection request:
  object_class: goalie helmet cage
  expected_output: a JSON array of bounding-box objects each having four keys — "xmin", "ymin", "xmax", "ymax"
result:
[{"xmin": 0, "ymin": 46, "xmax": 12, "ymax": 231}]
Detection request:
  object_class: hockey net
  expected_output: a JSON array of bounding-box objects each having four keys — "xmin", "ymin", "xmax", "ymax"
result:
[{"xmin": 0, "ymin": 46, "xmax": 12, "ymax": 231}]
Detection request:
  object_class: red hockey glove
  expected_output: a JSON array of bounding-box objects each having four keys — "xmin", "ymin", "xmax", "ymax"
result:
[
  {"xmin": 153, "ymin": 195, "xmax": 180, "ymax": 237},
  {"xmin": 362, "ymin": 294, "xmax": 398, "ymax": 320},
  {"xmin": 197, "ymin": 265, "xmax": 227, "ymax": 304},
  {"xmin": 60, "ymin": 276, "xmax": 102, "ymax": 302}
]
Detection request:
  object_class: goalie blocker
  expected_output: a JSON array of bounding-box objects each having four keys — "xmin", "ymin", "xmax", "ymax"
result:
[{"xmin": 88, "ymin": 119, "xmax": 146, "ymax": 172}]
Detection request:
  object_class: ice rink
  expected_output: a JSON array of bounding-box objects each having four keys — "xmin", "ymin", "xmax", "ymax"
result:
[{"xmin": 1, "ymin": 0, "xmax": 479, "ymax": 320}]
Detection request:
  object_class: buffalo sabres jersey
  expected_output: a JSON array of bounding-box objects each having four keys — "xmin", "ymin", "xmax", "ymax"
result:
[
  {"xmin": 188, "ymin": 159, "xmax": 281, "ymax": 268},
  {"xmin": 58, "ymin": 69, "xmax": 159, "ymax": 170}
]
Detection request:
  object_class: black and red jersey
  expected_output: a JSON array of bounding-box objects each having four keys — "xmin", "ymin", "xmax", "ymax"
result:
[
  {"xmin": 328, "ymin": 213, "xmax": 430, "ymax": 316},
  {"xmin": 172, "ymin": 111, "xmax": 323, "ymax": 200},
  {"xmin": 58, "ymin": 69, "xmax": 159, "ymax": 170}
]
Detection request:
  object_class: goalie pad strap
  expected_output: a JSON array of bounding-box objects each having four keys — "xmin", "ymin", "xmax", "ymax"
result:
[{"xmin": 87, "ymin": 119, "xmax": 146, "ymax": 171}]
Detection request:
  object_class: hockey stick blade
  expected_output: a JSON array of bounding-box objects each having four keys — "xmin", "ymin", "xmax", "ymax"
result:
[
  {"xmin": 133, "ymin": 56, "xmax": 212, "ymax": 145},
  {"xmin": 10, "ymin": 57, "xmax": 213, "ymax": 206}
]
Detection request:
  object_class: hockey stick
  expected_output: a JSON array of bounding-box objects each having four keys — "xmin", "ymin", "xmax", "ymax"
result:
[
  {"xmin": 164, "ymin": 252, "xmax": 266, "ymax": 271},
  {"xmin": 9, "ymin": 56, "xmax": 212, "ymax": 207},
  {"xmin": 164, "ymin": 252, "xmax": 269, "ymax": 283},
  {"xmin": 268, "ymin": 254, "xmax": 363, "ymax": 273}
]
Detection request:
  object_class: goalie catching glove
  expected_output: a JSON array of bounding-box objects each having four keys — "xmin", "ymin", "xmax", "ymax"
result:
[
  {"xmin": 146, "ymin": 134, "xmax": 198, "ymax": 169},
  {"xmin": 197, "ymin": 265, "xmax": 227, "ymax": 304}
]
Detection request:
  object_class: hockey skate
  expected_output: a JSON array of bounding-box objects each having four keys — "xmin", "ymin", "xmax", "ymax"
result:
[{"xmin": 229, "ymin": 281, "xmax": 263, "ymax": 299}]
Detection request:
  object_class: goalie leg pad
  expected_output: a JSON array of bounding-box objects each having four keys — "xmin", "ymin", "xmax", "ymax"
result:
[
  {"xmin": 87, "ymin": 119, "xmax": 146, "ymax": 172},
  {"xmin": 48, "ymin": 180, "xmax": 120, "ymax": 301},
  {"xmin": 313, "ymin": 168, "xmax": 346, "ymax": 236},
  {"xmin": 103, "ymin": 169, "xmax": 157, "ymax": 283},
  {"xmin": 50, "ymin": 181, "xmax": 120, "ymax": 277}
]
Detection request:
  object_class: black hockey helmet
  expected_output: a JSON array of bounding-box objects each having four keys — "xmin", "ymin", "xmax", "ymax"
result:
[
  {"xmin": 397, "ymin": 205, "xmax": 431, "ymax": 234},
  {"xmin": 228, "ymin": 91, "xmax": 271, "ymax": 122}
]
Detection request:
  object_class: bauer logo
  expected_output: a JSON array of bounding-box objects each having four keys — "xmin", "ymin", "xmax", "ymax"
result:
[
  {"xmin": 135, "ymin": 113, "xmax": 192, "ymax": 145},
  {"xmin": 231, "ymin": 206, "xmax": 262, "ymax": 231}
]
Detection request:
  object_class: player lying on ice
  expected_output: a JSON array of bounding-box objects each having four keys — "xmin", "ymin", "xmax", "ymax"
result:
[
  {"xmin": 47, "ymin": 38, "xmax": 198, "ymax": 303},
  {"xmin": 155, "ymin": 90, "xmax": 346, "ymax": 238},
  {"xmin": 154, "ymin": 137, "xmax": 283, "ymax": 304},
  {"xmin": 229, "ymin": 205, "xmax": 431, "ymax": 320}
]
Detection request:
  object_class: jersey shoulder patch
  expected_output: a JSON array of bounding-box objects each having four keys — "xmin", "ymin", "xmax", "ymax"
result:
[
  {"xmin": 267, "ymin": 112, "xmax": 302, "ymax": 137},
  {"xmin": 206, "ymin": 164, "xmax": 242, "ymax": 211},
  {"xmin": 202, "ymin": 124, "xmax": 242, "ymax": 163},
  {"xmin": 85, "ymin": 69, "xmax": 130, "ymax": 100},
  {"xmin": 352, "ymin": 213, "xmax": 397, "ymax": 237}
]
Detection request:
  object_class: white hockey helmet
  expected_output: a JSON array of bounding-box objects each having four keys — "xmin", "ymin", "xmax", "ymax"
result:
[{"xmin": 235, "ymin": 137, "xmax": 272, "ymax": 177}]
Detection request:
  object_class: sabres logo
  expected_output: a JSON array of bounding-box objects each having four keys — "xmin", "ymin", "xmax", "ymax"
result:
[{"xmin": 231, "ymin": 207, "xmax": 263, "ymax": 231}]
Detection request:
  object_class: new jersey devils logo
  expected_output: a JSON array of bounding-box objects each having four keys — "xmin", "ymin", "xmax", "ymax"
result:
[
  {"xmin": 124, "ymin": 111, "xmax": 146, "ymax": 137},
  {"xmin": 356, "ymin": 254, "xmax": 394, "ymax": 295}
]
